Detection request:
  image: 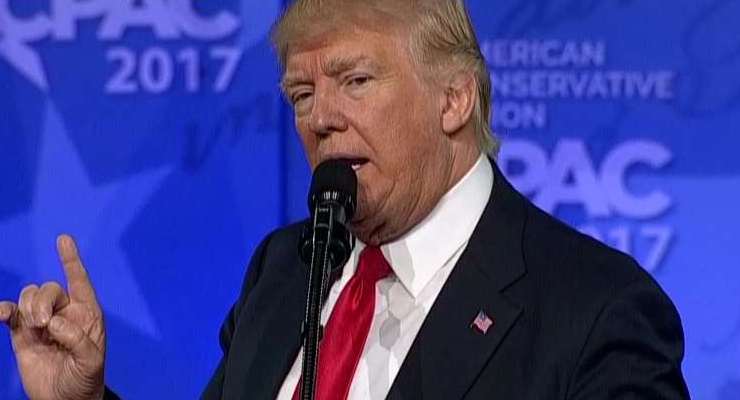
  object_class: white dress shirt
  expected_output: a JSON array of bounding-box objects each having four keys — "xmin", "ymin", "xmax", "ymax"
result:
[{"xmin": 277, "ymin": 154, "xmax": 494, "ymax": 400}]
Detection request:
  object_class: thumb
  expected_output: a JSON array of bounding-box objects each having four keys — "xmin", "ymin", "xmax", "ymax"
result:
[{"xmin": 48, "ymin": 316, "xmax": 101, "ymax": 365}]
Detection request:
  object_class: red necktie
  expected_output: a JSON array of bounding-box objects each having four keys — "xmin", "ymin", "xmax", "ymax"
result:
[{"xmin": 293, "ymin": 246, "xmax": 392, "ymax": 400}]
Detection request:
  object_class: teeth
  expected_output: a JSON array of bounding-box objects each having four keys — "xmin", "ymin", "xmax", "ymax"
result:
[{"xmin": 351, "ymin": 163, "xmax": 362, "ymax": 171}]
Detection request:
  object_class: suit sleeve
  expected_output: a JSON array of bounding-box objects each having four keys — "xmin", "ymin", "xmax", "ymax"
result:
[
  {"xmin": 102, "ymin": 386, "xmax": 121, "ymax": 400},
  {"xmin": 566, "ymin": 277, "xmax": 690, "ymax": 399},
  {"xmin": 200, "ymin": 234, "xmax": 274, "ymax": 400}
]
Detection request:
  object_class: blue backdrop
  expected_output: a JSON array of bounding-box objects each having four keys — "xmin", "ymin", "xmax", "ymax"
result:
[{"xmin": 1, "ymin": 1, "xmax": 738, "ymax": 399}]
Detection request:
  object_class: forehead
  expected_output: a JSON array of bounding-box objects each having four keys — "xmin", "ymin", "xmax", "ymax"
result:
[{"xmin": 285, "ymin": 28, "xmax": 405, "ymax": 74}]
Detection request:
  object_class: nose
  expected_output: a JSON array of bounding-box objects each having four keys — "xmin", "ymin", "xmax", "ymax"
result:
[{"xmin": 307, "ymin": 88, "xmax": 348, "ymax": 138}]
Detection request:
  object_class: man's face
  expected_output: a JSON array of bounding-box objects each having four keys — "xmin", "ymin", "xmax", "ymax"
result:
[{"xmin": 283, "ymin": 25, "xmax": 454, "ymax": 244}]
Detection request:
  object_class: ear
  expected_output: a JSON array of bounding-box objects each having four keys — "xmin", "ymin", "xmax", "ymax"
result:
[{"xmin": 441, "ymin": 71, "xmax": 477, "ymax": 136}]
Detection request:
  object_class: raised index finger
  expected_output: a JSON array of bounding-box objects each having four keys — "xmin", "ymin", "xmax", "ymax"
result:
[{"xmin": 56, "ymin": 234, "xmax": 99, "ymax": 306}]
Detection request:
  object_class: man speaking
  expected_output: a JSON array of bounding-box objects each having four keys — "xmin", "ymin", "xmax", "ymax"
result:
[{"xmin": 1, "ymin": 1, "xmax": 689, "ymax": 399}]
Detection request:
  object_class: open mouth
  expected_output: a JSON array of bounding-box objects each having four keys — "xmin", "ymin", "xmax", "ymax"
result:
[
  {"xmin": 350, "ymin": 158, "xmax": 368, "ymax": 171},
  {"xmin": 335, "ymin": 157, "xmax": 369, "ymax": 171}
]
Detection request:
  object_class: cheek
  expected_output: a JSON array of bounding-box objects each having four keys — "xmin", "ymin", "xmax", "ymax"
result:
[
  {"xmin": 296, "ymin": 123, "xmax": 319, "ymax": 166},
  {"xmin": 372, "ymin": 108, "xmax": 437, "ymax": 176},
  {"xmin": 354, "ymin": 163, "xmax": 387, "ymax": 209},
  {"xmin": 364, "ymin": 106, "xmax": 416, "ymax": 159}
]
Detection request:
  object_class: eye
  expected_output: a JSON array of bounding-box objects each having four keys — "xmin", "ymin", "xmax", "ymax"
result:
[
  {"xmin": 291, "ymin": 91, "xmax": 313, "ymax": 105},
  {"xmin": 347, "ymin": 75, "xmax": 371, "ymax": 87}
]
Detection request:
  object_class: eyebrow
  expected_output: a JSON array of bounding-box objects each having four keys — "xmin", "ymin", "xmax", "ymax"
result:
[
  {"xmin": 280, "ymin": 76, "xmax": 309, "ymax": 94},
  {"xmin": 323, "ymin": 55, "xmax": 376, "ymax": 77}
]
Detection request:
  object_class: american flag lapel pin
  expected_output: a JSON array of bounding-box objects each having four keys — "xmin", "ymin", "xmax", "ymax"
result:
[{"xmin": 471, "ymin": 310, "xmax": 494, "ymax": 334}]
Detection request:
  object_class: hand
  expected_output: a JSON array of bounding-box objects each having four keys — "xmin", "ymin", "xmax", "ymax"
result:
[{"xmin": 0, "ymin": 234, "xmax": 106, "ymax": 400}]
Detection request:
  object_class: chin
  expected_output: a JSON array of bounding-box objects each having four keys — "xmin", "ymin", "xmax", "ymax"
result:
[
  {"xmin": 349, "ymin": 217, "xmax": 383, "ymax": 246},
  {"xmin": 350, "ymin": 189, "xmax": 393, "ymax": 245}
]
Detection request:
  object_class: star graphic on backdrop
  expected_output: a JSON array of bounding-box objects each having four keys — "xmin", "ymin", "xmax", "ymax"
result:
[
  {"xmin": 0, "ymin": 22, "xmax": 49, "ymax": 91},
  {"xmin": 0, "ymin": 101, "xmax": 170, "ymax": 337}
]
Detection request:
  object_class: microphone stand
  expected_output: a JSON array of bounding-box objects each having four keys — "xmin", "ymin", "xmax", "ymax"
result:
[
  {"xmin": 300, "ymin": 203, "xmax": 336, "ymax": 400},
  {"xmin": 298, "ymin": 160, "xmax": 356, "ymax": 400}
]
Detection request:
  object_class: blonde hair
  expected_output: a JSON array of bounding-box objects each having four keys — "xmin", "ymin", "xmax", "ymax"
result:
[{"xmin": 272, "ymin": 0, "xmax": 498, "ymax": 156}]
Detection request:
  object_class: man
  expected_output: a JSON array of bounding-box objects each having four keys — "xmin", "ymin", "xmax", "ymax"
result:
[{"xmin": 0, "ymin": 1, "xmax": 689, "ymax": 399}]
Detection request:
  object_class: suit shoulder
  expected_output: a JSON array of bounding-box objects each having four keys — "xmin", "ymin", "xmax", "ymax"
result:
[
  {"xmin": 234, "ymin": 220, "xmax": 307, "ymax": 305},
  {"xmin": 520, "ymin": 202, "xmax": 658, "ymax": 299},
  {"xmin": 259, "ymin": 220, "xmax": 307, "ymax": 256},
  {"xmin": 240, "ymin": 220, "xmax": 307, "ymax": 279},
  {"xmin": 513, "ymin": 200, "xmax": 680, "ymax": 344}
]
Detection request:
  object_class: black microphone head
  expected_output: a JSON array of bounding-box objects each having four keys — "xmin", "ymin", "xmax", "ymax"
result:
[{"xmin": 308, "ymin": 159, "xmax": 358, "ymax": 220}]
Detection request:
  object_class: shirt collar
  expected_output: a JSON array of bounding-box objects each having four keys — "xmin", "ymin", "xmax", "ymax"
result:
[{"xmin": 351, "ymin": 154, "xmax": 494, "ymax": 298}]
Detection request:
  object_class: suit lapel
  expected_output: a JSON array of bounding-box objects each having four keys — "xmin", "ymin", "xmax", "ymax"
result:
[{"xmin": 388, "ymin": 160, "xmax": 528, "ymax": 400}]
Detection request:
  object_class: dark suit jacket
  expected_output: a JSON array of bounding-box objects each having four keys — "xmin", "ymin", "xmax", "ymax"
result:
[{"xmin": 197, "ymin": 160, "xmax": 689, "ymax": 399}]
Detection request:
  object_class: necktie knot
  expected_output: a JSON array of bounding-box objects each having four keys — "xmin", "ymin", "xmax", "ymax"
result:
[{"xmin": 357, "ymin": 246, "xmax": 392, "ymax": 283}]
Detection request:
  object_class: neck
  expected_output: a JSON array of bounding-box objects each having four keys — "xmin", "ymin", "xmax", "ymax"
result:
[
  {"xmin": 444, "ymin": 143, "xmax": 482, "ymax": 197},
  {"xmin": 356, "ymin": 144, "xmax": 482, "ymax": 246}
]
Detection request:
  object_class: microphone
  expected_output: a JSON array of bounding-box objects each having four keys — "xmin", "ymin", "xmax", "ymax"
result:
[
  {"xmin": 299, "ymin": 159, "xmax": 357, "ymax": 271},
  {"xmin": 297, "ymin": 159, "xmax": 357, "ymax": 400}
]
